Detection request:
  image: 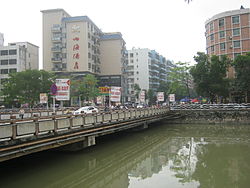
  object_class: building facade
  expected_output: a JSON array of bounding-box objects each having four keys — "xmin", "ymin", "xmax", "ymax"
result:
[
  {"xmin": 0, "ymin": 42, "xmax": 39, "ymax": 87},
  {"xmin": 205, "ymin": 7, "xmax": 250, "ymax": 77},
  {"xmin": 126, "ymin": 48, "xmax": 168, "ymax": 102},
  {"xmin": 41, "ymin": 9, "xmax": 128, "ymax": 103}
]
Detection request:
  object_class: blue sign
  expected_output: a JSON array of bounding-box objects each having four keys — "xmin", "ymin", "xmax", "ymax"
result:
[{"xmin": 50, "ymin": 83, "xmax": 57, "ymax": 95}]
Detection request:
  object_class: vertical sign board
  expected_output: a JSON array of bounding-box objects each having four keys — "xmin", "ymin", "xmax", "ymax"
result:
[
  {"xmin": 110, "ymin": 87, "xmax": 121, "ymax": 102},
  {"xmin": 40, "ymin": 93, "xmax": 48, "ymax": 103},
  {"xmin": 55, "ymin": 79, "xmax": 70, "ymax": 101},
  {"xmin": 139, "ymin": 90, "xmax": 145, "ymax": 103},
  {"xmin": 157, "ymin": 92, "xmax": 164, "ymax": 102},
  {"xmin": 169, "ymin": 94, "xmax": 175, "ymax": 102}
]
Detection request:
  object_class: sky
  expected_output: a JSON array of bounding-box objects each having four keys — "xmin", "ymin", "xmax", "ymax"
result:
[{"xmin": 0, "ymin": 0, "xmax": 249, "ymax": 68}]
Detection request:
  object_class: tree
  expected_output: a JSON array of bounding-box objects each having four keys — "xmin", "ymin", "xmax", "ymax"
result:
[
  {"xmin": 78, "ymin": 74, "xmax": 99, "ymax": 102},
  {"xmin": 147, "ymin": 89, "xmax": 156, "ymax": 105},
  {"xmin": 2, "ymin": 70, "xmax": 55, "ymax": 107},
  {"xmin": 167, "ymin": 62, "xmax": 193, "ymax": 100},
  {"xmin": 232, "ymin": 53, "xmax": 250, "ymax": 102},
  {"xmin": 190, "ymin": 52, "xmax": 230, "ymax": 103}
]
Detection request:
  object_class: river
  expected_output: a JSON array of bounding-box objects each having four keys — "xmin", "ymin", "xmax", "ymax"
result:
[{"xmin": 0, "ymin": 122, "xmax": 250, "ymax": 188}]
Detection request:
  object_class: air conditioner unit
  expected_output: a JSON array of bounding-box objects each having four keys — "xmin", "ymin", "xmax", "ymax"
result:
[
  {"xmin": 229, "ymin": 36, "xmax": 232, "ymax": 40},
  {"xmin": 230, "ymin": 45, "xmax": 233, "ymax": 49}
]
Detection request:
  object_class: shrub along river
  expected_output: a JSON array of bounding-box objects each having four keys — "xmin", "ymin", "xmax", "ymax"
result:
[{"xmin": 0, "ymin": 122, "xmax": 250, "ymax": 188}]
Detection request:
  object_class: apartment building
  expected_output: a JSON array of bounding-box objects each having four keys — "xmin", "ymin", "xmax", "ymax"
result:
[
  {"xmin": 0, "ymin": 42, "xmax": 39, "ymax": 87},
  {"xmin": 41, "ymin": 9, "xmax": 128, "ymax": 101},
  {"xmin": 99, "ymin": 32, "xmax": 128, "ymax": 102},
  {"xmin": 0, "ymin": 33, "xmax": 4, "ymax": 46},
  {"xmin": 205, "ymin": 7, "xmax": 250, "ymax": 77},
  {"xmin": 126, "ymin": 48, "xmax": 168, "ymax": 102}
]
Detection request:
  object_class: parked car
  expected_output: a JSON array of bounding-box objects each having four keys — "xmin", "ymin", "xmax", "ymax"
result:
[{"xmin": 73, "ymin": 106, "xmax": 98, "ymax": 115}]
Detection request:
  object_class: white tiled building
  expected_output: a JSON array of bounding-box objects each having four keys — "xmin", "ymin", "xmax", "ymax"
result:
[
  {"xmin": 126, "ymin": 48, "xmax": 169, "ymax": 101},
  {"xmin": 0, "ymin": 42, "xmax": 39, "ymax": 86},
  {"xmin": 0, "ymin": 33, "xmax": 4, "ymax": 46}
]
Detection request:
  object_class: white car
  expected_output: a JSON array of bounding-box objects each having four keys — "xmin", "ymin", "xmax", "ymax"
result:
[{"xmin": 73, "ymin": 106, "xmax": 98, "ymax": 115}]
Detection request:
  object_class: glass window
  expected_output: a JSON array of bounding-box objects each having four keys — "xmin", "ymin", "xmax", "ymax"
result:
[
  {"xmin": 9, "ymin": 59, "xmax": 17, "ymax": 64},
  {"xmin": 9, "ymin": 49, "xmax": 17, "ymax": 55},
  {"xmin": 219, "ymin": 31, "xmax": 225, "ymax": 38},
  {"xmin": 130, "ymin": 53, "xmax": 134, "ymax": 58},
  {"xmin": 0, "ymin": 69, "xmax": 8, "ymax": 74},
  {"xmin": 232, "ymin": 16, "xmax": 239, "ymax": 24},
  {"xmin": 210, "ymin": 22, "xmax": 214, "ymax": 31},
  {"xmin": 220, "ymin": 43, "xmax": 226, "ymax": 50},
  {"xmin": 233, "ymin": 40, "xmax": 241, "ymax": 48},
  {"xmin": 219, "ymin": 19, "xmax": 224, "ymax": 27},
  {"xmin": 233, "ymin": 28, "xmax": 240, "ymax": 36},
  {"xmin": 1, "ymin": 60, "xmax": 8, "ymax": 65},
  {"xmin": 234, "ymin": 53, "xmax": 241, "ymax": 58},
  {"xmin": 210, "ymin": 34, "xmax": 214, "ymax": 41},
  {"xmin": 211, "ymin": 46, "xmax": 214, "ymax": 52},
  {"xmin": 0, "ymin": 50, "xmax": 8, "ymax": 56}
]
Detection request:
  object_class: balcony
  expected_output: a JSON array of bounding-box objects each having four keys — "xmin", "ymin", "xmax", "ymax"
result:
[
  {"xmin": 51, "ymin": 46, "xmax": 62, "ymax": 52},
  {"xmin": 51, "ymin": 57, "xmax": 62, "ymax": 62},
  {"xmin": 51, "ymin": 25, "xmax": 61, "ymax": 32},
  {"xmin": 51, "ymin": 36, "xmax": 61, "ymax": 42}
]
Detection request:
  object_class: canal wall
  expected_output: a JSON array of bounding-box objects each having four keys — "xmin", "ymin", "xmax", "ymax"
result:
[{"xmin": 168, "ymin": 110, "xmax": 250, "ymax": 125}]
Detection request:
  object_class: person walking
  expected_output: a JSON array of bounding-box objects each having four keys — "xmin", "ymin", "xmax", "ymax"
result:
[{"xmin": 19, "ymin": 108, "xmax": 25, "ymax": 119}]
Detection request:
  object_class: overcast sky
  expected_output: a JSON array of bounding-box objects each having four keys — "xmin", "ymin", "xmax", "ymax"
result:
[{"xmin": 0, "ymin": 0, "xmax": 249, "ymax": 68}]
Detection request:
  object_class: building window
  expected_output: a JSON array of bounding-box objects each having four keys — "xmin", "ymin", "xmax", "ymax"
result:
[
  {"xmin": 210, "ymin": 22, "xmax": 214, "ymax": 31},
  {"xmin": 232, "ymin": 16, "xmax": 239, "ymax": 24},
  {"xmin": 0, "ymin": 60, "xmax": 8, "ymax": 65},
  {"xmin": 233, "ymin": 41, "xmax": 241, "ymax": 48},
  {"xmin": 211, "ymin": 45, "xmax": 214, "ymax": 52},
  {"xmin": 210, "ymin": 34, "xmax": 214, "ymax": 41},
  {"xmin": 130, "ymin": 59, "xmax": 134, "ymax": 63},
  {"xmin": 9, "ymin": 59, "xmax": 17, "ymax": 64},
  {"xmin": 219, "ymin": 31, "xmax": 225, "ymax": 38},
  {"xmin": 9, "ymin": 68, "xmax": 17, "ymax": 73},
  {"xmin": 9, "ymin": 49, "xmax": 17, "ymax": 55},
  {"xmin": 130, "ymin": 53, "xmax": 134, "ymax": 58},
  {"xmin": 233, "ymin": 28, "xmax": 240, "ymax": 36},
  {"xmin": 219, "ymin": 19, "xmax": 224, "ymax": 27},
  {"xmin": 0, "ymin": 69, "xmax": 8, "ymax": 74},
  {"xmin": 0, "ymin": 50, "xmax": 8, "ymax": 56},
  {"xmin": 220, "ymin": 43, "xmax": 226, "ymax": 50}
]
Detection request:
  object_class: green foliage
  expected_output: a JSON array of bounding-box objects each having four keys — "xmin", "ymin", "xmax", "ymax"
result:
[
  {"xmin": 233, "ymin": 53, "xmax": 250, "ymax": 92},
  {"xmin": 133, "ymin": 83, "xmax": 141, "ymax": 100},
  {"xmin": 76, "ymin": 74, "xmax": 100, "ymax": 102},
  {"xmin": 167, "ymin": 62, "xmax": 193, "ymax": 100},
  {"xmin": 147, "ymin": 89, "xmax": 155, "ymax": 105},
  {"xmin": 2, "ymin": 70, "xmax": 55, "ymax": 106},
  {"xmin": 190, "ymin": 52, "xmax": 230, "ymax": 102}
]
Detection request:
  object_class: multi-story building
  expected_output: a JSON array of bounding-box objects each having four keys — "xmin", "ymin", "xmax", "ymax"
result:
[
  {"xmin": 126, "ymin": 48, "xmax": 168, "ymax": 102},
  {"xmin": 99, "ymin": 32, "xmax": 128, "ymax": 102},
  {"xmin": 205, "ymin": 7, "xmax": 250, "ymax": 77},
  {"xmin": 41, "ymin": 9, "xmax": 128, "ymax": 102},
  {"xmin": 0, "ymin": 33, "xmax": 4, "ymax": 46},
  {"xmin": 0, "ymin": 42, "xmax": 39, "ymax": 87}
]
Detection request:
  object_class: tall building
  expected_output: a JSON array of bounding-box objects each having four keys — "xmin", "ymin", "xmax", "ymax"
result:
[
  {"xmin": 99, "ymin": 32, "xmax": 128, "ymax": 102},
  {"xmin": 126, "ymin": 48, "xmax": 168, "ymax": 102},
  {"xmin": 41, "ymin": 9, "xmax": 128, "ymax": 102},
  {"xmin": 0, "ymin": 42, "xmax": 39, "ymax": 87},
  {"xmin": 0, "ymin": 33, "xmax": 4, "ymax": 47},
  {"xmin": 205, "ymin": 7, "xmax": 250, "ymax": 77}
]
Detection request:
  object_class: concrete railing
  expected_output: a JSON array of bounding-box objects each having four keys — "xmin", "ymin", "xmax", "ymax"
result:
[{"xmin": 0, "ymin": 107, "xmax": 169, "ymax": 143}]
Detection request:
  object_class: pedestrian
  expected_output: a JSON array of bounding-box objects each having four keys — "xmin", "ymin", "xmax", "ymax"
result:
[{"xmin": 19, "ymin": 108, "xmax": 25, "ymax": 119}]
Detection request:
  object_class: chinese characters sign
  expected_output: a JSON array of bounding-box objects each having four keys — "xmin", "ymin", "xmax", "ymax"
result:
[
  {"xmin": 72, "ymin": 25, "xmax": 80, "ymax": 70},
  {"xmin": 110, "ymin": 87, "xmax": 121, "ymax": 102}
]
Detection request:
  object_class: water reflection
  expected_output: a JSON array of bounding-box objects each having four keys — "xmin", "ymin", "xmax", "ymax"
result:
[{"xmin": 0, "ymin": 123, "xmax": 250, "ymax": 188}]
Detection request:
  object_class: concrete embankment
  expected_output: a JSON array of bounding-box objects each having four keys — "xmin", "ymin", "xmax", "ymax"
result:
[{"xmin": 168, "ymin": 110, "xmax": 250, "ymax": 125}]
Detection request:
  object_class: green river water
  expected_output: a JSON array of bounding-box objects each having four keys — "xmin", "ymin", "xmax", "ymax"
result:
[{"xmin": 1, "ymin": 122, "xmax": 250, "ymax": 188}]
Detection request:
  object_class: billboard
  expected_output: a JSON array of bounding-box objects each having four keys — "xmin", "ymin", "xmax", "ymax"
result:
[
  {"xmin": 157, "ymin": 92, "xmax": 164, "ymax": 102},
  {"xmin": 110, "ymin": 87, "xmax": 121, "ymax": 102},
  {"xmin": 55, "ymin": 79, "xmax": 70, "ymax": 101},
  {"xmin": 40, "ymin": 93, "xmax": 48, "ymax": 103},
  {"xmin": 139, "ymin": 90, "xmax": 145, "ymax": 103},
  {"xmin": 169, "ymin": 94, "xmax": 175, "ymax": 102}
]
